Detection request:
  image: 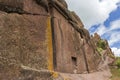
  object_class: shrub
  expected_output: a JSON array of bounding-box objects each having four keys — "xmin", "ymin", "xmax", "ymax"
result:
[
  {"xmin": 97, "ymin": 47, "xmax": 103, "ymax": 56},
  {"xmin": 108, "ymin": 53, "xmax": 115, "ymax": 59},
  {"xmin": 115, "ymin": 58, "xmax": 120, "ymax": 68},
  {"xmin": 97, "ymin": 40, "xmax": 106, "ymax": 50}
]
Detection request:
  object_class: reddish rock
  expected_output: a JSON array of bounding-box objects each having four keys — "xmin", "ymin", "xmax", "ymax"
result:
[{"xmin": 0, "ymin": 0, "xmax": 114, "ymax": 80}]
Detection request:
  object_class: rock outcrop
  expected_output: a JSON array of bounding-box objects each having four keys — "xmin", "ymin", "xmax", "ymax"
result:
[{"xmin": 0, "ymin": 0, "xmax": 114, "ymax": 80}]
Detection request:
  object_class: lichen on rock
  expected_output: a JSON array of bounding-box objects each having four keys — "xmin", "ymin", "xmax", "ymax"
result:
[{"xmin": 0, "ymin": 0, "xmax": 114, "ymax": 80}]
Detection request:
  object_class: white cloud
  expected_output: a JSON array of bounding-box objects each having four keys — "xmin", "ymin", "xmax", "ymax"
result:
[
  {"xmin": 94, "ymin": 24, "xmax": 107, "ymax": 35},
  {"xmin": 111, "ymin": 47, "xmax": 120, "ymax": 56},
  {"xmin": 65, "ymin": 0, "xmax": 120, "ymax": 56},
  {"xmin": 94, "ymin": 19, "xmax": 120, "ymax": 35},
  {"xmin": 108, "ymin": 20, "xmax": 120, "ymax": 46},
  {"xmin": 66, "ymin": 0, "xmax": 120, "ymax": 29},
  {"xmin": 92, "ymin": 19, "xmax": 120, "ymax": 46},
  {"xmin": 110, "ymin": 19, "xmax": 120, "ymax": 30},
  {"xmin": 108, "ymin": 32, "xmax": 120, "ymax": 46},
  {"xmin": 89, "ymin": 19, "xmax": 120, "ymax": 56}
]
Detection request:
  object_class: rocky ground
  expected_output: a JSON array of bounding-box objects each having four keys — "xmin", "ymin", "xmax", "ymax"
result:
[
  {"xmin": 55, "ymin": 69, "xmax": 111, "ymax": 80},
  {"xmin": 0, "ymin": 64, "xmax": 112, "ymax": 80}
]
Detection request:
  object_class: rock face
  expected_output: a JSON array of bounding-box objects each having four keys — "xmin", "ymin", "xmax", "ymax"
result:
[{"xmin": 0, "ymin": 0, "xmax": 114, "ymax": 80}]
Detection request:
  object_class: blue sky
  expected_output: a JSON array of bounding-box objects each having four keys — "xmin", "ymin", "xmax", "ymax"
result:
[{"xmin": 66, "ymin": 0, "xmax": 120, "ymax": 56}]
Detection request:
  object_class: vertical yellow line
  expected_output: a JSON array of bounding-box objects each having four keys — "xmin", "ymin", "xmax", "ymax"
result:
[{"xmin": 46, "ymin": 16, "xmax": 53, "ymax": 71}]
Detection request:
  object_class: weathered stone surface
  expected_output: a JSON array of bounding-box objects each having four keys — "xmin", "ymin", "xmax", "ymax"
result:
[
  {"xmin": 52, "ymin": 8, "xmax": 87, "ymax": 73},
  {"xmin": 0, "ymin": 65, "xmax": 53, "ymax": 80},
  {"xmin": 0, "ymin": 0, "xmax": 114, "ymax": 80},
  {"xmin": 56, "ymin": 0, "xmax": 68, "ymax": 8},
  {"xmin": 0, "ymin": 12, "xmax": 49, "ymax": 70},
  {"xmin": 0, "ymin": 0, "xmax": 23, "ymax": 8},
  {"xmin": 92, "ymin": 33, "xmax": 115, "ymax": 60},
  {"xmin": 0, "ymin": 64, "xmax": 112, "ymax": 80},
  {"xmin": 71, "ymin": 11, "xmax": 84, "ymax": 28},
  {"xmin": 0, "ymin": 0, "xmax": 48, "ymax": 14},
  {"xmin": 92, "ymin": 33, "xmax": 101, "ymax": 43}
]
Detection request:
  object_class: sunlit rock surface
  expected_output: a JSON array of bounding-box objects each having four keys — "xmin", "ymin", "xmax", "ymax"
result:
[{"xmin": 0, "ymin": 0, "xmax": 114, "ymax": 80}]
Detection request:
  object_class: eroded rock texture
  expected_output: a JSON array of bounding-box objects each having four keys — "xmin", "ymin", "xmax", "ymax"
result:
[{"xmin": 0, "ymin": 0, "xmax": 114, "ymax": 80}]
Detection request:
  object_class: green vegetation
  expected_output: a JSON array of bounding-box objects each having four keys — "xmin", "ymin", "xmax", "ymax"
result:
[
  {"xmin": 111, "ymin": 68, "xmax": 120, "ymax": 80},
  {"xmin": 97, "ymin": 39, "xmax": 106, "ymax": 50},
  {"xmin": 111, "ymin": 57, "xmax": 120, "ymax": 80},
  {"xmin": 96, "ymin": 39, "xmax": 115, "ymax": 59},
  {"xmin": 108, "ymin": 53, "xmax": 115, "ymax": 59},
  {"xmin": 96, "ymin": 39, "xmax": 106, "ymax": 55},
  {"xmin": 115, "ymin": 57, "xmax": 120, "ymax": 68},
  {"xmin": 96, "ymin": 47, "xmax": 103, "ymax": 56}
]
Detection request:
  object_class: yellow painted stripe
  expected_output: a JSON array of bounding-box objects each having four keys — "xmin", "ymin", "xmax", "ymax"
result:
[{"xmin": 46, "ymin": 16, "xmax": 53, "ymax": 71}]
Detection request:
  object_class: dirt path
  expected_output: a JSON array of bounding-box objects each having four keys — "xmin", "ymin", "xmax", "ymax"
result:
[{"xmin": 58, "ymin": 69, "xmax": 112, "ymax": 80}]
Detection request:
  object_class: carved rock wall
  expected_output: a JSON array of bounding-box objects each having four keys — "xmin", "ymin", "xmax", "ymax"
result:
[{"xmin": 0, "ymin": 0, "xmax": 114, "ymax": 79}]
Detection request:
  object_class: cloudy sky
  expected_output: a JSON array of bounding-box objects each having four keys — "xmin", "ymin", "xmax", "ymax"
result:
[{"xmin": 66, "ymin": 0, "xmax": 120, "ymax": 56}]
